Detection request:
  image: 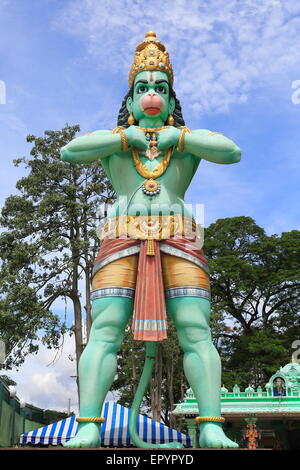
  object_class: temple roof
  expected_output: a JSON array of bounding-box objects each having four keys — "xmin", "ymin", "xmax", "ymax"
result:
[
  {"xmin": 172, "ymin": 360, "xmax": 300, "ymax": 418},
  {"xmin": 279, "ymin": 361, "xmax": 300, "ymax": 377}
]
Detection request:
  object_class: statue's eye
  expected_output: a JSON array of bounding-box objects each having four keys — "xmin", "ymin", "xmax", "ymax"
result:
[
  {"xmin": 137, "ymin": 86, "xmax": 147, "ymax": 94},
  {"xmin": 155, "ymin": 86, "xmax": 167, "ymax": 94}
]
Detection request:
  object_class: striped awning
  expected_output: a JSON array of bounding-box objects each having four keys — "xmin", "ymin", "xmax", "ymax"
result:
[{"xmin": 20, "ymin": 401, "xmax": 191, "ymax": 447}]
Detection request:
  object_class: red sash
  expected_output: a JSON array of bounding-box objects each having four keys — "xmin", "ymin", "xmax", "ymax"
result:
[{"xmin": 93, "ymin": 236, "xmax": 208, "ymax": 342}]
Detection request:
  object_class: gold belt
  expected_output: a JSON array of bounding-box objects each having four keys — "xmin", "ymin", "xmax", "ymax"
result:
[{"xmin": 98, "ymin": 215, "xmax": 201, "ymax": 248}]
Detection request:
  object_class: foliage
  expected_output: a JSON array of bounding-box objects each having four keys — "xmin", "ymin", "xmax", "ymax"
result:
[
  {"xmin": 0, "ymin": 375, "xmax": 16, "ymax": 386},
  {"xmin": 205, "ymin": 216, "xmax": 300, "ymax": 388},
  {"xmin": 0, "ymin": 125, "xmax": 115, "ymax": 373},
  {"xmin": 43, "ymin": 408, "xmax": 73, "ymax": 424}
]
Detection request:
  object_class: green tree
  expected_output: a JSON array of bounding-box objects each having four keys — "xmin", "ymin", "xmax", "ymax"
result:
[
  {"xmin": 0, "ymin": 125, "xmax": 115, "ymax": 386},
  {"xmin": 0, "ymin": 375, "xmax": 16, "ymax": 387},
  {"xmin": 204, "ymin": 216, "xmax": 300, "ymax": 387}
]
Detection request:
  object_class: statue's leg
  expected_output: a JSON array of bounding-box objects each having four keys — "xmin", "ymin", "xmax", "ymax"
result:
[
  {"xmin": 64, "ymin": 295, "xmax": 133, "ymax": 448},
  {"xmin": 167, "ymin": 296, "xmax": 238, "ymax": 448},
  {"xmin": 64, "ymin": 249, "xmax": 139, "ymax": 448}
]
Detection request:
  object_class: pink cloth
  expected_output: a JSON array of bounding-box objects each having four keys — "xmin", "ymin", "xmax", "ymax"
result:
[
  {"xmin": 132, "ymin": 239, "xmax": 167, "ymax": 341},
  {"xmin": 93, "ymin": 236, "xmax": 208, "ymax": 342}
]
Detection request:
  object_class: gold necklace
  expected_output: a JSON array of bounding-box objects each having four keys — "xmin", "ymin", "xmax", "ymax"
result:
[
  {"xmin": 137, "ymin": 125, "xmax": 170, "ymax": 132},
  {"xmin": 132, "ymin": 147, "xmax": 173, "ymax": 197},
  {"xmin": 139, "ymin": 126, "xmax": 170, "ymax": 160}
]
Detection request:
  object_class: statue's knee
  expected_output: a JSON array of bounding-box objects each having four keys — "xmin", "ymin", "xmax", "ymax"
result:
[
  {"xmin": 179, "ymin": 322, "xmax": 211, "ymax": 347},
  {"xmin": 89, "ymin": 297, "xmax": 131, "ymax": 347},
  {"xmin": 91, "ymin": 319, "xmax": 122, "ymax": 348}
]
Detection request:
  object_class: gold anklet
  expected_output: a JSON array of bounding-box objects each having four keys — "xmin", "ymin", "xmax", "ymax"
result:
[
  {"xmin": 76, "ymin": 417, "xmax": 105, "ymax": 424},
  {"xmin": 195, "ymin": 416, "xmax": 225, "ymax": 424}
]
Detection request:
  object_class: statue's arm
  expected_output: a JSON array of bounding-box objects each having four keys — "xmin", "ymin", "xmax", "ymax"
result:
[
  {"xmin": 60, "ymin": 130, "xmax": 122, "ymax": 164},
  {"xmin": 184, "ymin": 129, "xmax": 241, "ymax": 164}
]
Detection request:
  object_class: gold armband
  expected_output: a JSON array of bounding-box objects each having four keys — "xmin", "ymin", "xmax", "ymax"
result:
[
  {"xmin": 207, "ymin": 131, "xmax": 224, "ymax": 136},
  {"xmin": 111, "ymin": 126, "xmax": 128, "ymax": 152},
  {"xmin": 177, "ymin": 126, "xmax": 191, "ymax": 152},
  {"xmin": 119, "ymin": 129, "xmax": 128, "ymax": 152}
]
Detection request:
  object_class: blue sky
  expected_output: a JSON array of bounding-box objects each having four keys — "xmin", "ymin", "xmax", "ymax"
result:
[{"xmin": 1, "ymin": 0, "xmax": 300, "ymax": 412}]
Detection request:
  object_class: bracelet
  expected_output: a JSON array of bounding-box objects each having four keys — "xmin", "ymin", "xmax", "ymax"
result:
[
  {"xmin": 195, "ymin": 416, "xmax": 225, "ymax": 424},
  {"xmin": 119, "ymin": 129, "xmax": 128, "ymax": 152},
  {"xmin": 111, "ymin": 126, "xmax": 128, "ymax": 152},
  {"xmin": 76, "ymin": 417, "xmax": 105, "ymax": 424},
  {"xmin": 177, "ymin": 126, "xmax": 191, "ymax": 152},
  {"xmin": 207, "ymin": 131, "xmax": 224, "ymax": 136}
]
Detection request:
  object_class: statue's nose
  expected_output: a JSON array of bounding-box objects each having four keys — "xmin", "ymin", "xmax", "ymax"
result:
[{"xmin": 148, "ymin": 91, "xmax": 156, "ymax": 97}]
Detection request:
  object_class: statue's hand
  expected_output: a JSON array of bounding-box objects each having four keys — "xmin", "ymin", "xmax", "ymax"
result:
[
  {"xmin": 157, "ymin": 127, "xmax": 180, "ymax": 151},
  {"xmin": 125, "ymin": 126, "xmax": 148, "ymax": 151}
]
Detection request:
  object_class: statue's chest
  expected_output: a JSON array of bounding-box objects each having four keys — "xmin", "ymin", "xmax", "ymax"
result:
[{"xmin": 108, "ymin": 151, "xmax": 196, "ymax": 187}]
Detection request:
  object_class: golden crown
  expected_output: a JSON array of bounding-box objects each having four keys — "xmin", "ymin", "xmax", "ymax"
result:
[{"xmin": 128, "ymin": 31, "xmax": 174, "ymax": 88}]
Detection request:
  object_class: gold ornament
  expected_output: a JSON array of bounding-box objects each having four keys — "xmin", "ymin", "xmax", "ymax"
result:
[
  {"xmin": 177, "ymin": 126, "xmax": 192, "ymax": 152},
  {"xmin": 137, "ymin": 126, "xmax": 169, "ymax": 132},
  {"xmin": 142, "ymin": 178, "xmax": 161, "ymax": 196},
  {"xmin": 98, "ymin": 214, "xmax": 198, "ymax": 242},
  {"xmin": 195, "ymin": 416, "xmax": 225, "ymax": 424},
  {"xmin": 132, "ymin": 147, "xmax": 173, "ymax": 180},
  {"xmin": 111, "ymin": 126, "xmax": 125, "ymax": 134},
  {"xmin": 119, "ymin": 129, "xmax": 128, "ymax": 152},
  {"xmin": 128, "ymin": 113, "xmax": 135, "ymax": 125},
  {"xmin": 129, "ymin": 31, "xmax": 174, "ymax": 88},
  {"xmin": 167, "ymin": 114, "xmax": 174, "ymax": 126},
  {"xmin": 111, "ymin": 126, "xmax": 128, "ymax": 152},
  {"xmin": 76, "ymin": 417, "xmax": 105, "ymax": 424}
]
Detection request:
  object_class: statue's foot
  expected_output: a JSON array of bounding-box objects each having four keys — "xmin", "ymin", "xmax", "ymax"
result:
[
  {"xmin": 157, "ymin": 442, "xmax": 184, "ymax": 449},
  {"xmin": 64, "ymin": 423, "xmax": 101, "ymax": 448},
  {"xmin": 199, "ymin": 423, "xmax": 239, "ymax": 449}
]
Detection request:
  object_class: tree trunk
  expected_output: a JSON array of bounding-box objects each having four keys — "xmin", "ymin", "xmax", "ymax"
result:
[
  {"xmin": 151, "ymin": 344, "xmax": 162, "ymax": 422},
  {"xmin": 132, "ymin": 348, "xmax": 138, "ymax": 396},
  {"xmin": 166, "ymin": 362, "xmax": 175, "ymax": 428},
  {"xmin": 72, "ymin": 294, "xmax": 83, "ymax": 395},
  {"xmin": 85, "ymin": 271, "xmax": 92, "ymax": 340}
]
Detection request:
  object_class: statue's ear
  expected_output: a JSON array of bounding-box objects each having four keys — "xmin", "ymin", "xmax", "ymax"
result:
[
  {"xmin": 126, "ymin": 96, "xmax": 133, "ymax": 113},
  {"xmin": 169, "ymin": 96, "xmax": 175, "ymax": 115}
]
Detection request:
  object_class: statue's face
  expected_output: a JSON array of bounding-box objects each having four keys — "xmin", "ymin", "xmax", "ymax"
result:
[{"xmin": 126, "ymin": 71, "xmax": 175, "ymax": 124}]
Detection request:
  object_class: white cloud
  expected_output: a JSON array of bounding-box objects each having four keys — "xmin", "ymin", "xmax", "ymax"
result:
[
  {"xmin": 8, "ymin": 332, "xmax": 118, "ymax": 415},
  {"xmin": 8, "ymin": 334, "xmax": 79, "ymax": 412},
  {"xmin": 54, "ymin": 0, "xmax": 300, "ymax": 114}
]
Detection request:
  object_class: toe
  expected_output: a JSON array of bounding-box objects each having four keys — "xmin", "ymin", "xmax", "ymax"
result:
[
  {"xmin": 80, "ymin": 439, "xmax": 92, "ymax": 448},
  {"xmin": 225, "ymin": 438, "xmax": 239, "ymax": 449}
]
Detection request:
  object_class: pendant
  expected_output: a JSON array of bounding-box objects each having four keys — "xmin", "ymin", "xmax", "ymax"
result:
[
  {"xmin": 142, "ymin": 179, "xmax": 161, "ymax": 196},
  {"xmin": 145, "ymin": 145, "xmax": 161, "ymax": 160},
  {"xmin": 143, "ymin": 132, "xmax": 161, "ymax": 160}
]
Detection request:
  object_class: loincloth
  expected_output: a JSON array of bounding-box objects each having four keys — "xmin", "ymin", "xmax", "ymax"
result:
[{"xmin": 92, "ymin": 215, "xmax": 210, "ymax": 342}]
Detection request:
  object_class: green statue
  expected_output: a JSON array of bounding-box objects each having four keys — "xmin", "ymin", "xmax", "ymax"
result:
[{"xmin": 61, "ymin": 31, "xmax": 241, "ymax": 449}]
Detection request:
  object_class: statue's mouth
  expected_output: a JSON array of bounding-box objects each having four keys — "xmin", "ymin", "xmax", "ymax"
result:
[{"xmin": 143, "ymin": 107, "xmax": 161, "ymax": 115}]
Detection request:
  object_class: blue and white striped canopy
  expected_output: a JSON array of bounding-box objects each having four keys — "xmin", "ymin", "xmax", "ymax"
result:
[{"xmin": 20, "ymin": 401, "xmax": 191, "ymax": 447}]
